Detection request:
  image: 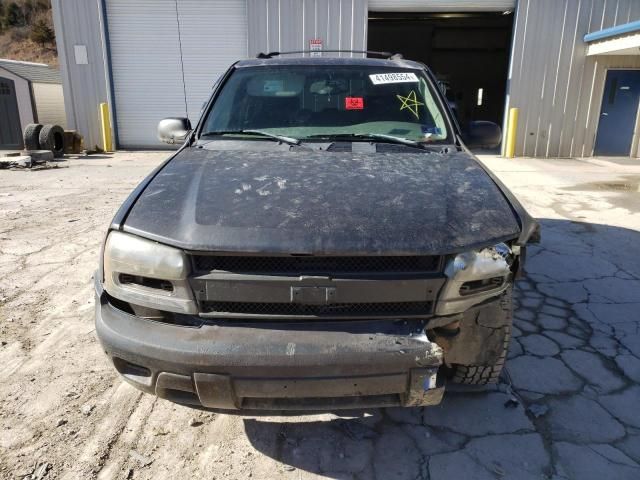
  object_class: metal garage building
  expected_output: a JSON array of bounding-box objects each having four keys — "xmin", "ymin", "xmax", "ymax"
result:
[{"xmin": 52, "ymin": 0, "xmax": 640, "ymax": 158}]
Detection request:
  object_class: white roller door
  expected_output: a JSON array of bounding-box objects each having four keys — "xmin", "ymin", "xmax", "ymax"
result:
[
  {"xmin": 369, "ymin": 1, "xmax": 515, "ymax": 12},
  {"xmin": 106, "ymin": 0, "xmax": 185, "ymax": 148},
  {"xmin": 106, "ymin": 0, "xmax": 247, "ymax": 148},
  {"xmin": 178, "ymin": 1, "xmax": 247, "ymax": 123}
]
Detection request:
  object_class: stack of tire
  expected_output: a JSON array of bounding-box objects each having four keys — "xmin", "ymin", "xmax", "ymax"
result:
[{"xmin": 24, "ymin": 124, "xmax": 65, "ymax": 158}]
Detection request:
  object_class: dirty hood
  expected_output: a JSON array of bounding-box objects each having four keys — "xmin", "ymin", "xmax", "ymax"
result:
[{"xmin": 122, "ymin": 148, "xmax": 520, "ymax": 254}]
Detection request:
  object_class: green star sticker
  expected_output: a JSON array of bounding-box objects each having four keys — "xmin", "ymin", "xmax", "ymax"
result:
[{"xmin": 396, "ymin": 90, "xmax": 424, "ymax": 119}]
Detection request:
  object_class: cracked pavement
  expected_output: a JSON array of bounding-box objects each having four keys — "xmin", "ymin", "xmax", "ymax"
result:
[{"xmin": 0, "ymin": 152, "xmax": 639, "ymax": 479}]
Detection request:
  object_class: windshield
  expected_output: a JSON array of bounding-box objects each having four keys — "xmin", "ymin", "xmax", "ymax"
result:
[{"xmin": 201, "ymin": 65, "xmax": 450, "ymax": 143}]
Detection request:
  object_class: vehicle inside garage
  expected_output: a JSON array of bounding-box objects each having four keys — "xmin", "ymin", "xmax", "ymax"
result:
[{"xmin": 368, "ymin": 12, "xmax": 514, "ymax": 129}]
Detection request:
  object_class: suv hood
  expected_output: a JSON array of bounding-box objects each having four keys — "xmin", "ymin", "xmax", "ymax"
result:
[{"xmin": 122, "ymin": 148, "xmax": 520, "ymax": 254}]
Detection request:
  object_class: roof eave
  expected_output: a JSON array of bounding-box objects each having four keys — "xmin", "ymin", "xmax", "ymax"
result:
[
  {"xmin": 0, "ymin": 64, "xmax": 30, "ymax": 83},
  {"xmin": 584, "ymin": 19, "xmax": 640, "ymax": 43}
]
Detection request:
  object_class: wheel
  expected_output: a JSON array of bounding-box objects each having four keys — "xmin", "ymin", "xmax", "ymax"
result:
[
  {"xmin": 450, "ymin": 288, "xmax": 513, "ymax": 385},
  {"xmin": 23, "ymin": 123, "xmax": 43, "ymax": 150},
  {"xmin": 38, "ymin": 124, "xmax": 65, "ymax": 158}
]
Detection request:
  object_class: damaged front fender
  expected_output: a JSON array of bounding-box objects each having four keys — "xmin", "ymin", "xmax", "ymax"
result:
[{"xmin": 435, "ymin": 244, "xmax": 513, "ymax": 316}]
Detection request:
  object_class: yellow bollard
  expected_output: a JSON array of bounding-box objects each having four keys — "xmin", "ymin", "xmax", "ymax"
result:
[
  {"xmin": 505, "ymin": 107, "xmax": 519, "ymax": 158},
  {"xmin": 99, "ymin": 102, "xmax": 113, "ymax": 152}
]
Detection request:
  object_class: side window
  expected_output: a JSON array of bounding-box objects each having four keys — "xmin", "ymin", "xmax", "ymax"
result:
[{"xmin": 203, "ymin": 75, "xmax": 245, "ymax": 132}]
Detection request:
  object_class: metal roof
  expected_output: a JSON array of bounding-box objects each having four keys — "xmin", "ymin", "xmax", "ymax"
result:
[
  {"xmin": 0, "ymin": 59, "xmax": 61, "ymax": 84},
  {"xmin": 584, "ymin": 19, "xmax": 640, "ymax": 43}
]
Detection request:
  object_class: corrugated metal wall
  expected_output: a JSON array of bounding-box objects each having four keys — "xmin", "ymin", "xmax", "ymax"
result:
[
  {"xmin": 51, "ymin": 0, "xmax": 109, "ymax": 150},
  {"xmin": 506, "ymin": 0, "xmax": 640, "ymax": 158},
  {"xmin": 247, "ymin": 0, "xmax": 368, "ymax": 57},
  {"xmin": 52, "ymin": 0, "xmax": 640, "ymax": 157}
]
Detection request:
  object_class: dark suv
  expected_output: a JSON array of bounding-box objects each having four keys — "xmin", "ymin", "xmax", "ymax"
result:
[{"xmin": 95, "ymin": 54, "xmax": 538, "ymax": 412}]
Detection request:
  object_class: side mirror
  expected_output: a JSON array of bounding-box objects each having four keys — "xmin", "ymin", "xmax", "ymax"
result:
[
  {"xmin": 462, "ymin": 121, "xmax": 502, "ymax": 149},
  {"xmin": 157, "ymin": 117, "xmax": 192, "ymax": 144}
]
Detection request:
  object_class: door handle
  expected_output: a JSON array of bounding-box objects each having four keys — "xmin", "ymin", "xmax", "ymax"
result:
[{"xmin": 601, "ymin": 112, "xmax": 609, "ymax": 116}]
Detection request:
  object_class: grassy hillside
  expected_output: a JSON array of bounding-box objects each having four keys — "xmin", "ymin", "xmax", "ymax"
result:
[{"xmin": 0, "ymin": 0, "xmax": 57, "ymax": 66}]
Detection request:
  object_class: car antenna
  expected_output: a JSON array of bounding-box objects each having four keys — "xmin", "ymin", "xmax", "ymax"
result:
[{"xmin": 256, "ymin": 50, "xmax": 403, "ymax": 59}]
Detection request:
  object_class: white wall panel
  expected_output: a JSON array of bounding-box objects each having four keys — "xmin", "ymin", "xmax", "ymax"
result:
[
  {"xmin": 177, "ymin": 1, "xmax": 248, "ymax": 124},
  {"xmin": 33, "ymin": 83, "xmax": 67, "ymax": 128}
]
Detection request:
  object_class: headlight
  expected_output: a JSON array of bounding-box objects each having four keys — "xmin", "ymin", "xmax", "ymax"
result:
[
  {"xmin": 103, "ymin": 231, "xmax": 197, "ymax": 314},
  {"xmin": 435, "ymin": 243, "xmax": 513, "ymax": 316}
]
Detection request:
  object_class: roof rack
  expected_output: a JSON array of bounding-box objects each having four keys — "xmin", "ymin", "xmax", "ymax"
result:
[{"xmin": 256, "ymin": 50, "xmax": 404, "ymax": 60}]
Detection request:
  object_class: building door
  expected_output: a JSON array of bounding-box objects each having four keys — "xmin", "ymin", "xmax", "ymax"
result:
[
  {"xmin": 594, "ymin": 70, "xmax": 640, "ymax": 157},
  {"xmin": 105, "ymin": 0, "xmax": 247, "ymax": 148},
  {"xmin": 0, "ymin": 77, "xmax": 23, "ymax": 149}
]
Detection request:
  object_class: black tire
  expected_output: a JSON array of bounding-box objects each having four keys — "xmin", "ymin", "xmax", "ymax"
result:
[
  {"xmin": 450, "ymin": 289, "xmax": 513, "ymax": 385},
  {"xmin": 23, "ymin": 123, "xmax": 43, "ymax": 150},
  {"xmin": 38, "ymin": 124, "xmax": 65, "ymax": 158}
]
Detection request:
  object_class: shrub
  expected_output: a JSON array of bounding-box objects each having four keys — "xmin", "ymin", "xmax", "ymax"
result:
[
  {"xmin": 5, "ymin": 2, "xmax": 26, "ymax": 27},
  {"xmin": 30, "ymin": 18, "xmax": 53, "ymax": 46}
]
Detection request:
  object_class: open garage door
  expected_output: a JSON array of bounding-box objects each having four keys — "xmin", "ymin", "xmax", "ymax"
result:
[
  {"xmin": 368, "ymin": 10, "xmax": 514, "ymax": 130},
  {"xmin": 369, "ymin": 1, "xmax": 515, "ymax": 12},
  {"xmin": 105, "ymin": 0, "xmax": 247, "ymax": 148}
]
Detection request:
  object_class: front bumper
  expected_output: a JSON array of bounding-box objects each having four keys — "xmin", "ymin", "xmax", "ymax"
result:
[{"xmin": 95, "ymin": 285, "xmax": 446, "ymax": 411}]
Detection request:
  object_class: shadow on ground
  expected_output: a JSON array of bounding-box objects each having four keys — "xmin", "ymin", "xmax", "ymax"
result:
[{"xmin": 242, "ymin": 218, "xmax": 640, "ymax": 480}]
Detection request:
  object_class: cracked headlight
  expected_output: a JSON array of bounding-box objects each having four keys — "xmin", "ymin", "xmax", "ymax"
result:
[
  {"xmin": 103, "ymin": 231, "xmax": 197, "ymax": 314},
  {"xmin": 435, "ymin": 243, "xmax": 514, "ymax": 316}
]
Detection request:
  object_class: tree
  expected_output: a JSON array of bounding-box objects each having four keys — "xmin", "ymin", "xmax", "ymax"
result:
[
  {"xmin": 23, "ymin": 1, "xmax": 36, "ymax": 25},
  {"xmin": 6, "ymin": 2, "xmax": 26, "ymax": 27},
  {"xmin": 30, "ymin": 18, "xmax": 54, "ymax": 47}
]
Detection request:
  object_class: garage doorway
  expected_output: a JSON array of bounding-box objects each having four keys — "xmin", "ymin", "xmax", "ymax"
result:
[
  {"xmin": 0, "ymin": 77, "xmax": 23, "ymax": 149},
  {"xmin": 368, "ymin": 12, "xmax": 514, "ymax": 130}
]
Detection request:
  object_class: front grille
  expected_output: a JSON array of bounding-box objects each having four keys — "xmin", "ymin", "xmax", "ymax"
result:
[
  {"xmin": 201, "ymin": 301, "xmax": 433, "ymax": 317},
  {"xmin": 193, "ymin": 255, "xmax": 442, "ymax": 275}
]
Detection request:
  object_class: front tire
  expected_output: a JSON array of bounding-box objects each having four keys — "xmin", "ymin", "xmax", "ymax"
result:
[{"xmin": 450, "ymin": 288, "xmax": 512, "ymax": 385}]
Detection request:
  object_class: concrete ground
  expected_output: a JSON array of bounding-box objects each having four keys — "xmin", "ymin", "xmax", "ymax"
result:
[{"xmin": 0, "ymin": 151, "xmax": 639, "ymax": 479}]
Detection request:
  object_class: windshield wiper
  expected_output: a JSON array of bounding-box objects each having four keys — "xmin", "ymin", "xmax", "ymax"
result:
[
  {"xmin": 201, "ymin": 129, "xmax": 300, "ymax": 146},
  {"xmin": 305, "ymin": 133, "xmax": 425, "ymax": 149}
]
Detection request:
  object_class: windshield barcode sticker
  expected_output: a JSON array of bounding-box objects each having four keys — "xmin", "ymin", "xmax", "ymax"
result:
[{"xmin": 369, "ymin": 72, "xmax": 419, "ymax": 85}]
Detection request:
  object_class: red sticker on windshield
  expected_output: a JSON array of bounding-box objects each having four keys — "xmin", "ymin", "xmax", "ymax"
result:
[{"xmin": 345, "ymin": 97, "xmax": 364, "ymax": 110}]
